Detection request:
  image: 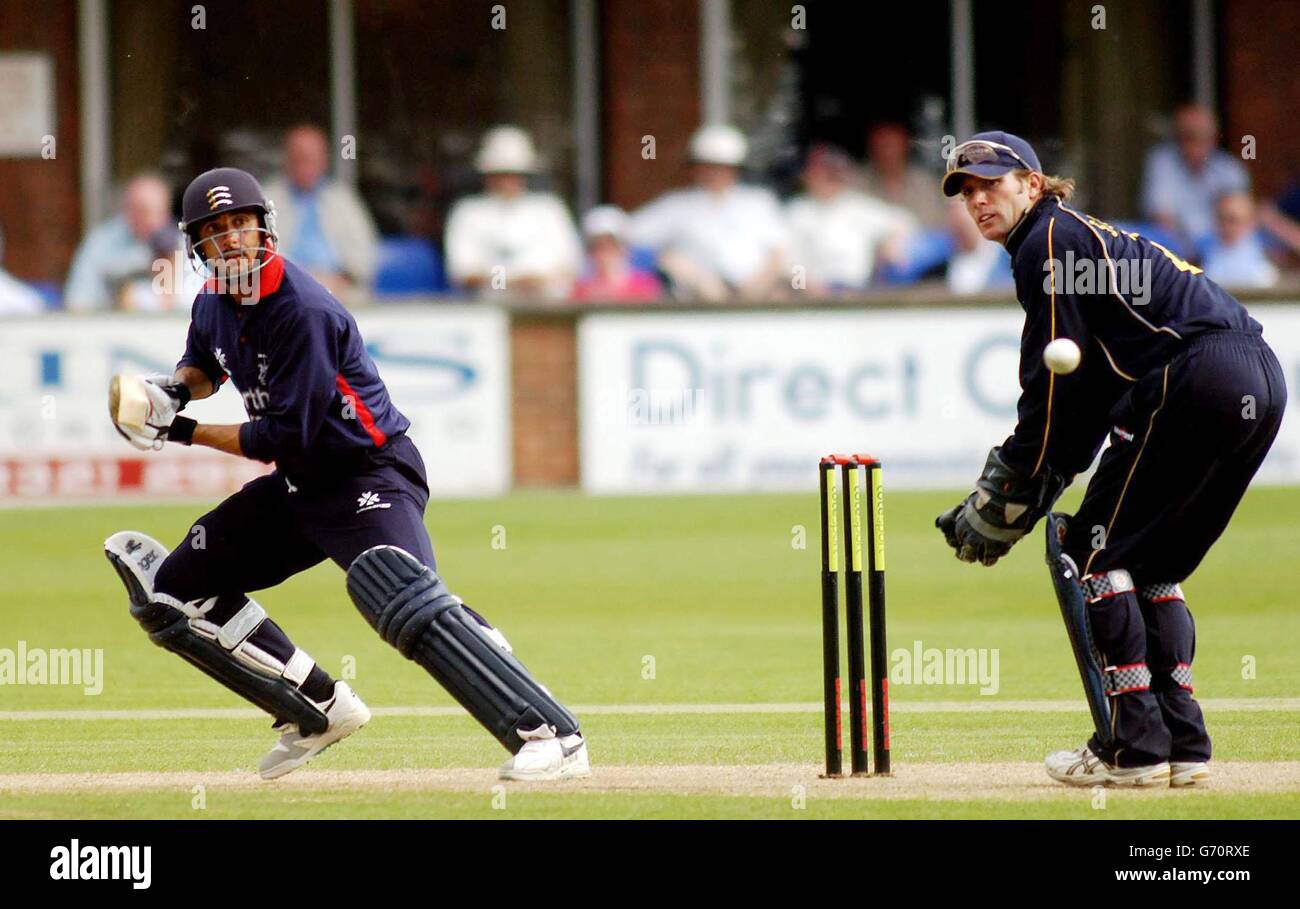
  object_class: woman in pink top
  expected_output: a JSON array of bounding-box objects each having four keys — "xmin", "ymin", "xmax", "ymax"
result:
[{"xmin": 572, "ymin": 205, "xmax": 663, "ymax": 303}]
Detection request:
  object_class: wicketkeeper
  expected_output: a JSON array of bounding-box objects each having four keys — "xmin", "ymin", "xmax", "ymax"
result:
[
  {"xmin": 935, "ymin": 132, "xmax": 1286, "ymax": 787},
  {"xmin": 106, "ymin": 167, "xmax": 589, "ymax": 781}
]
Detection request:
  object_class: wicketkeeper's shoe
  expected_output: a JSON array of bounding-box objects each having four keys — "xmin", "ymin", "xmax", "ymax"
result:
[
  {"xmin": 1045, "ymin": 745, "xmax": 1107, "ymax": 786},
  {"xmin": 1045, "ymin": 744, "xmax": 1170, "ymax": 787},
  {"xmin": 498, "ymin": 725, "xmax": 591, "ymax": 781},
  {"xmin": 259, "ymin": 682, "xmax": 371, "ymax": 780},
  {"xmin": 1170, "ymin": 761, "xmax": 1210, "ymax": 787},
  {"xmin": 1104, "ymin": 759, "xmax": 1171, "ymax": 787}
]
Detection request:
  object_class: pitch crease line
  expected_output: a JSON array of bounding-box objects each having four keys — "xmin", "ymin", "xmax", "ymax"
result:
[{"xmin": 0, "ymin": 697, "xmax": 1296, "ymax": 721}]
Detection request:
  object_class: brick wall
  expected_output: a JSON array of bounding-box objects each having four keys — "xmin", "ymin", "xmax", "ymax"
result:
[
  {"xmin": 510, "ymin": 313, "xmax": 579, "ymax": 486},
  {"xmin": 0, "ymin": 0, "xmax": 81, "ymax": 282},
  {"xmin": 601, "ymin": 0, "xmax": 700, "ymax": 210},
  {"xmin": 1221, "ymin": 0, "xmax": 1300, "ymax": 198}
]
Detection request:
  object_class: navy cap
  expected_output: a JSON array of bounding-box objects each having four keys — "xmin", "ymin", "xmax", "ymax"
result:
[{"xmin": 942, "ymin": 131, "xmax": 1042, "ymax": 196}]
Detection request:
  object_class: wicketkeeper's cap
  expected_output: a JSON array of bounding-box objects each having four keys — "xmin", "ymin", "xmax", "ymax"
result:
[{"xmin": 942, "ymin": 131, "xmax": 1042, "ymax": 196}]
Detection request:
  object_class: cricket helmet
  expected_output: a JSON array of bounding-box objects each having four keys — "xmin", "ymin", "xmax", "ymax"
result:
[{"xmin": 178, "ymin": 166, "xmax": 279, "ymax": 275}]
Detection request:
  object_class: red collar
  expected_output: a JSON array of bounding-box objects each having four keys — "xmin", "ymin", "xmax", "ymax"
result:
[
  {"xmin": 205, "ymin": 252, "xmax": 286, "ymax": 304},
  {"xmin": 256, "ymin": 252, "xmax": 286, "ymax": 297}
]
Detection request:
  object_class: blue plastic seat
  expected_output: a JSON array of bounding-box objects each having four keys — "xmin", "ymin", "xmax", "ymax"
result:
[
  {"xmin": 373, "ymin": 237, "xmax": 445, "ymax": 296},
  {"xmin": 876, "ymin": 229, "xmax": 955, "ymax": 285},
  {"xmin": 28, "ymin": 280, "xmax": 62, "ymax": 311}
]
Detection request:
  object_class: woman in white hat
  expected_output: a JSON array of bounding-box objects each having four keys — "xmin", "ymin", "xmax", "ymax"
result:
[{"xmin": 572, "ymin": 205, "xmax": 663, "ymax": 303}]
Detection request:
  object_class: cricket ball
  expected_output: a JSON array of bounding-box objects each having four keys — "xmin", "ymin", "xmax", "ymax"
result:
[{"xmin": 1043, "ymin": 338, "xmax": 1082, "ymax": 375}]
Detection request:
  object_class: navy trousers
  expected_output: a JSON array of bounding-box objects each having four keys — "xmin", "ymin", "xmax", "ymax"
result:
[
  {"xmin": 1063, "ymin": 330, "xmax": 1286, "ymax": 766},
  {"xmin": 154, "ymin": 434, "xmax": 435, "ymax": 605}
]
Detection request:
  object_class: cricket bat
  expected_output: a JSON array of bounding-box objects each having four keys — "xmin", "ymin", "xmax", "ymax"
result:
[{"xmin": 109, "ymin": 373, "xmax": 152, "ymax": 431}]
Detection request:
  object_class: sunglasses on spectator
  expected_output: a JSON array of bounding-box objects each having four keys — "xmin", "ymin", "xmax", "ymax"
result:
[{"xmin": 946, "ymin": 140, "xmax": 1034, "ymax": 174}]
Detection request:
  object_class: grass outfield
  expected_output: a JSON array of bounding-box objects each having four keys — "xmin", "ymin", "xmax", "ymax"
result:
[{"xmin": 1, "ymin": 484, "xmax": 1298, "ymax": 819}]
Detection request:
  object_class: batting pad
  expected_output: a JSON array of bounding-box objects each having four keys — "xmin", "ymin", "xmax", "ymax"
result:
[
  {"xmin": 346, "ymin": 545, "xmax": 579, "ymax": 753},
  {"xmin": 104, "ymin": 531, "xmax": 328, "ymax": 735}
]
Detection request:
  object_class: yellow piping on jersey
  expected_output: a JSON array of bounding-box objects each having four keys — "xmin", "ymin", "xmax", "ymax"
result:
[
  {"xmin": 1058, "ymin": 204, "xmax": 1183, "ymax": 341},
  {"xmin": 1085, "ymin": 365, "xmax": 1169, "ymax": 576},
  {"xmin": 1096, "ymin": 338, "xmax": 1138, "ymax": 382},
  {"xmin": 1031, "ymin": 217, "xmax": 1058, "ymax": 479}
]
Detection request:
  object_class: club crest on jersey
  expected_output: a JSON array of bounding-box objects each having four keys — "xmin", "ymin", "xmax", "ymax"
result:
[
  {"xmin": 205, "ymin": 186, "xmax": 234, "ymax": 210},
  {"xmin": 356, "ymin": 491, "xmax": 391, "ymax": 513}
]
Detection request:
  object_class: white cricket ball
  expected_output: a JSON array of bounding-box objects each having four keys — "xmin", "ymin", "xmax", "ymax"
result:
[{"xmin": 1043, "ymin": 338, "xmax": 1082, "ymax": 375}]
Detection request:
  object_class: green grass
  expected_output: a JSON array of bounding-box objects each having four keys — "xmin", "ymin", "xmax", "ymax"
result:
[
  {"xmin": 6, "ymin": 790, "xmax": 1299, "ymax": 821},
  {"xmin": 1, "ymin": 484, "xmax": 1297, "ymax": 818}
]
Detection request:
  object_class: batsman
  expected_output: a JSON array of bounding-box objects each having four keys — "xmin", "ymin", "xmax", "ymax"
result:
[
  {"xmin": 936, "ymin": 133, "xmax": 1286, "ymax": 787},
  {"xmin": 105, "ymin": 167, "xmax": 589, "ymax": 781}
]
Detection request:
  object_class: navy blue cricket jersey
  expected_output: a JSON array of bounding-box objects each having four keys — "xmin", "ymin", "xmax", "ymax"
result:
[
  {"xmin": 1001, "ymin": 195, "xmax": 1261, "ymax": 478},
  {"xmin": 177, "ymin": 254, "xmax": 410, "ymax": 478}
]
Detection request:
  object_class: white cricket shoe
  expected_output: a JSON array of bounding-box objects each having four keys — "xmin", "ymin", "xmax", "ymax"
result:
[
  {"xmin": 1170, "ymin": 761, "xmax": 1210, "ymax": 787},
  {"xmin": 499, "ymin": 725, "xmax": 591, "ymax": 781},
  {"xmin": 259, "ymin": 682, "xmax": 371, "ymax": 780},
  {"xmin": 1045, "ymin": 745, "xmax": 1108, "ymax": 786},
  {"xmin": 1045, "ymin": 744, "xmax": 1170, "ymax": 788}
]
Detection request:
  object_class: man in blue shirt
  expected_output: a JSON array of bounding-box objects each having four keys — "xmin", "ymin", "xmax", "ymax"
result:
[
  {"xmin": 264, "ymin": 125, "xmax": 379, "ymax": 298},
  {"xmin": 1199, "ymin": 192, "xmax": 1279, "ymax": 288},
  {"xmin": 64, "ymin": 174, "xmax": 190, "ymax": 310},
  {"xmin": 106, "ymin": 167, "xmax": 588, "ymax": 782},
  {"xmin": 1140, "ymin": 103, "xmax": 1250, "ymax": 252}
]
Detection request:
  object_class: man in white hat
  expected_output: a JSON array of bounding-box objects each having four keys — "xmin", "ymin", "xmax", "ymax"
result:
[
  {"xmin": 444, "ymin": 125, "xmax": 583, "ymax": 299},
  {"xmin": 625, "ymin": 124, "xmax": 790, "ymax": 301},
  {"xmin": 785, "ymin": 143, "xmax": 916, "ymax": 293}
]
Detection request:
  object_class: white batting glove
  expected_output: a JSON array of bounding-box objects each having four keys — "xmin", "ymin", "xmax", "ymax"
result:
[{"xmin": 109, "ymin": 374, "xmax": 191, "ymax": 450}]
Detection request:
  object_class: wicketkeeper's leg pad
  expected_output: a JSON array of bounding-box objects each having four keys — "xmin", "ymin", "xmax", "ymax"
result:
[
  {"xmin": 1137, "ymin": 582, "xmax": 1209, "ymax": 762},
  {"xmin": 1045, "ymin": 513, "xmax": 1115, "ymax": 748},
  {"xmin": 104, "ymin": 531, "xmax": 328, "ymax": 735},
  {"xmin": 346, "ymin": 545, "xmax": 579, "ymax": 753}
]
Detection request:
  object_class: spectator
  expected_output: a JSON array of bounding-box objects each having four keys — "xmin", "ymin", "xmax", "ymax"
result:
[
  {"xmin": 572, "ymin": 206, "xmax": 663, "ymax": 303},
  {"xmin": 444, "ymin": 125, "xmax": 583, "ymax": 300},
  {"xmin": 860, "ymin": 122, "xmax": 947, "ymax": 228},
  {"xmin": 626, "ymin": 124, "xmax": 789, "ymax": 301},
  {"xmin": 0, "ymin": 225, "xmax": 44, "ymax": 315},
  {"xmin": 945, "ymin": 199, "xmax": 1014, "ymax": 295},
  {"xmin": 786, "ymin": 143, "xmax": 916, "ymax": 293},
  {"xmin": 264, "ymin": 124, "xmax": 379, "ymax": 296},
  {"xmin": 1259, "ymin": 177, "xmax": 1300, "ymax": 262},
  {"xmin": 1140, "ymin": 103, "xmax": 1249, "ymax": 250},
  {"xmin": 64, "ymin": 173, "xmax": 189, "ymax": 310},
  {"xmin": 1200, "ymin": 192, "xmax": 1279, "ymax": 289}
]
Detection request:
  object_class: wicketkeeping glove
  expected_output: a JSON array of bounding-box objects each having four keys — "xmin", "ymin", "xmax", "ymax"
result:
[{"xmin": 936, "ymin": 446, "xmax": 1068, "ymax": 566}]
